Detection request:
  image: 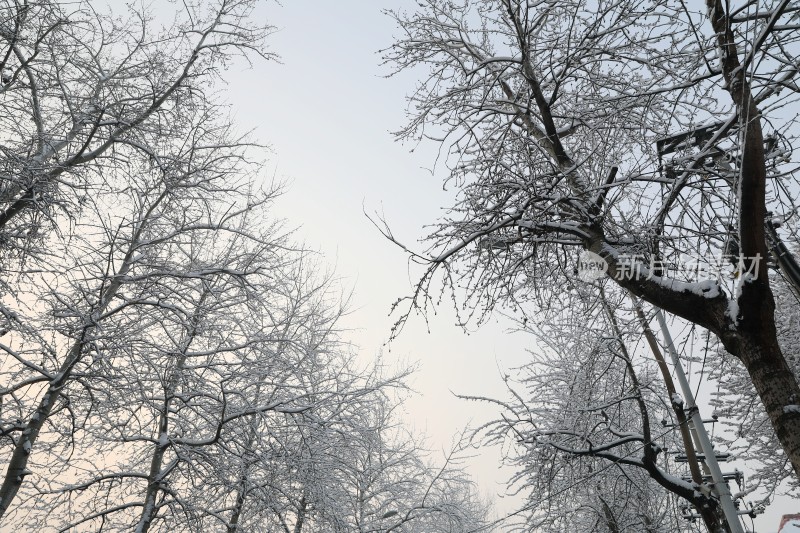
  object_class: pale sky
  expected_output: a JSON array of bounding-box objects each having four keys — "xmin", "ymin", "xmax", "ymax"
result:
[
  {"xmin": 225, "ymin": 0, "xmax": 533, "ymax": 516},
  {"xmin": 218, "ymin": 0, "xmax": 794, "ymax": 529}
]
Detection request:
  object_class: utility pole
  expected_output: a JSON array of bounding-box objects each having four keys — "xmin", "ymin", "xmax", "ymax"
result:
[
  {"xmin": 633, "ymin": 300, "xmax": 722, "ymax": 531},
  {"xmin": 654, "ymin": 308, "xmax": 745, "ymax": 533}
]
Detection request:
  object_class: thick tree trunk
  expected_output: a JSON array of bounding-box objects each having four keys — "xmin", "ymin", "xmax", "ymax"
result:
[
  {"xmin": 721, "ymin": 325, "xmax": 800, "ymax": 479},
  {"xmin": 603, "ymin": 243, "xmax": 800, "ymax": 479},
  {"xmin": 0, "ymin": 381, "xmax": 62, "ymax": 515},
  {"xmin": 705, "ymin": 0, "xmax": 800, "ymax": 481}
]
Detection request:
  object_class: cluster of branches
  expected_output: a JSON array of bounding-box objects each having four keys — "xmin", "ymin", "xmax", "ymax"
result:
[
  {"xmin": 464, "ymin": 291, "xmax": 728, "ymax": 532},
  {"xmin": 0, "ymin": 1, "xmax": 489, "ymax": 531},
  {"xmin": 384, "ymin": 0, "xmax": 800, "ymax": 530}
]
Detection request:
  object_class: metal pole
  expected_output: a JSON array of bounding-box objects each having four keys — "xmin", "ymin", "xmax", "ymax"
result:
[{"xmin": 654, "ymin": 308, "xmax": 744, "ymax": 533}]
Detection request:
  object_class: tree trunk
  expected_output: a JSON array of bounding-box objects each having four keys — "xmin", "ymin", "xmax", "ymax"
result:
[
  {"xmin": 599, "ymin": 495, "xmax": 621, "ymax": 533},
  {"xmin": 135, "ymin": 295, "xmax": 205, "ymax": 533},
  {"xmin": 226, "ymin": 472, "xmax": 248, "ymax": 533},
  {"xmin": 0, "ymin": 334, "xmax": 86, "ymax": 516},
  {"xmin": 592, "ymin": 223, "xmax": 800, "ymax": 479},
  {"xmin": 705, "ymin": 0, "xmax": 800, "ymax": 480},
  {"xmin": 722, "ymin": 327, "xmax": 800, "ymax": 478},
  {"xmin": 293, "ymin": 496, "xmax": 307, "ymax": 533},
  {"xmin": 134, "ymin": 422, "xmax": 170, "ymax": 533},
  {"xmin": 0, "ymin": 237, "xmax": 139, "ymax": 517}
]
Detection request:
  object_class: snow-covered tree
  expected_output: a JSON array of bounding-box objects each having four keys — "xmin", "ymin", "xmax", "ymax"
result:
[
  {"xmin": 0, "ymin": 101, "xmax": 278, "ymax": 519},
  {"xmin": 709, "ymin": 271, "xmax": 800, "ymax": 506},
  {"xmin": 465, "ymin": 292, "xmax": 719, "ymax": 532},
  {"xmin": 385, "ymin": 0, "xmax": 800, "ymax": 478},
  {"xmin": 309, "ymin": 398, "xmax": 491, "ymax": 533},
  {"xmin": 0, "ymin": 3, "xmax": 492, "ymax": 530},
  {"xmin": 0, "ymin": 0, "xmax": 283, "ymax": 520},
  {"xmin": 0, "ymin": 0, "xmax": 274, "ymax": 264}
]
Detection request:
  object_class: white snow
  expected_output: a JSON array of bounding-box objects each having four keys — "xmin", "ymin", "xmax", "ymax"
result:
[
  {"xmin": 652, "ymin": 277, "xmax": 721, "ymax": 298},
  {"xmin": 726, "ymin": 298, "xmax": 740, "ymax": 327},
  {"xmin": 599, "ymin": 244, "xmax": 723, "ymax": 297},
  {"xmin": 671, "ymin": 393, "xmax": 684, "ymax": 408}
]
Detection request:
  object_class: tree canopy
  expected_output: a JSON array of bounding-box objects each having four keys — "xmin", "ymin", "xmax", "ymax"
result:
[{"xmin": 386, "ymin": 0, "xmax": 800, "ymax": 481}]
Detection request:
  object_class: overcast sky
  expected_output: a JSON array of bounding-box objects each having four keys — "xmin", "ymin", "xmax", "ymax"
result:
[
  {"xmin": 217, "ymin": 0, "xmax": 792, "ymax": 529},
  {"xmin": 222, "ymin": 0, "xmax": 533, "ymax": 516}
]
